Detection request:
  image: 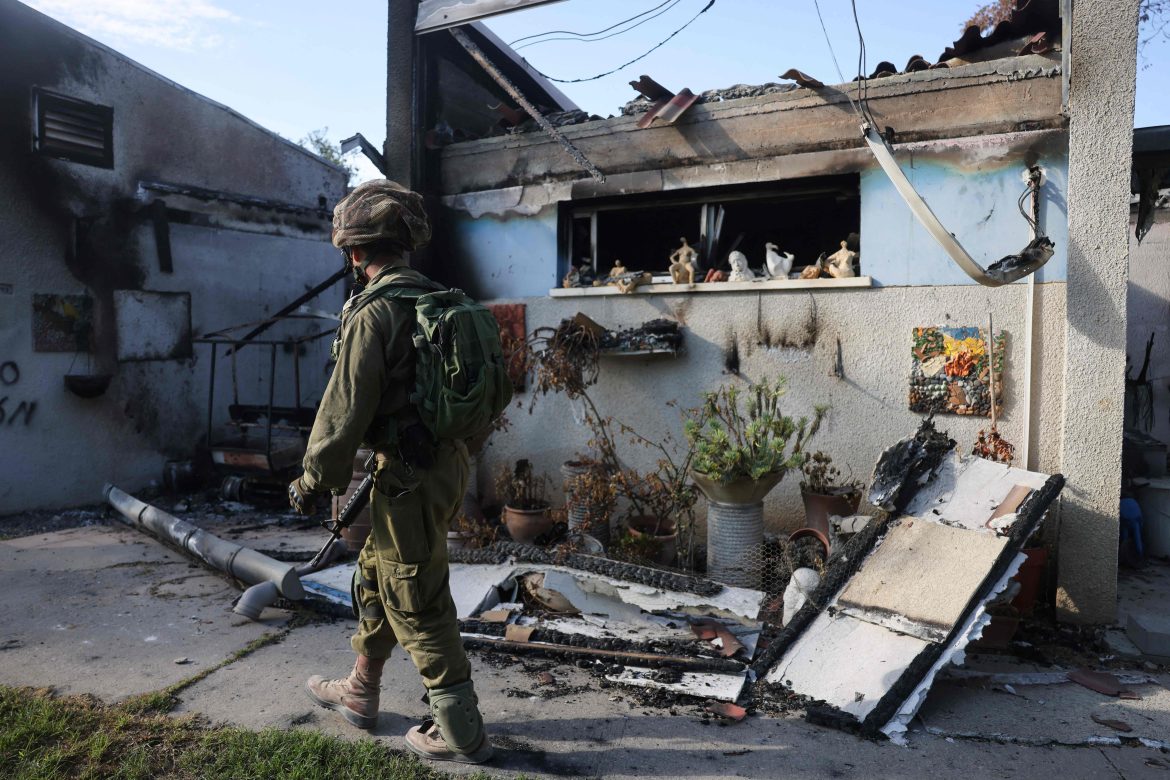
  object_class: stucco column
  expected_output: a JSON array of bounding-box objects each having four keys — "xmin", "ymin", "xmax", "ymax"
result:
[
  {"xmin": 1056, "ymin": 0, "xmax": 1140, "ymax": 623},
  {"xmin": 385, "ymin": 0, "xmax": 417, "ymax": 187}
]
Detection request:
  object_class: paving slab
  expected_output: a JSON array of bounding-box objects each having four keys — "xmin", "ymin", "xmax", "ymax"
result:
[
  {"xmin": 919, "ymin": 679, "xmax": 1170, "ymax": 747},
  {"xmin": 0, "ymin": 526, "xmax": 290, "ymax": 701}
]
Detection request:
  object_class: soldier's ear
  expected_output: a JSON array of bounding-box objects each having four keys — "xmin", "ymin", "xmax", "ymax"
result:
[{"xmin": 350, "ymin": 246, "xmax": 366, "ymax": 266}]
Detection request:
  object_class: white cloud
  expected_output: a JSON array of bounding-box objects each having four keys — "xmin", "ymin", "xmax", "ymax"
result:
[{"xmin": 24, "ymin": 0, "xmax": 242, "ymax": 51}]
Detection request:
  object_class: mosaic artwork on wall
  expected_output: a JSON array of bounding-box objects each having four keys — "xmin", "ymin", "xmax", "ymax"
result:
[
  {"xmin": 32, "ymin": 293, "xmax": 93, "ymax": 352},
  {"xmin": 909, "ymin": 326, "xmax": 1005, "ymax": 416}
]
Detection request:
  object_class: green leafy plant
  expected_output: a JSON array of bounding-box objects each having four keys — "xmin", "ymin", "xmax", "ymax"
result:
[
  {"xmin": 800, "ymin": 451, "xmax": 863, "ymax": 496},
  {"xmin": 684, "ymin": 377, "xmax": 826, "ymax": 484},
  {"xmin": 494, "ymin": 459, "xmax": 550, "ymax": 510}
]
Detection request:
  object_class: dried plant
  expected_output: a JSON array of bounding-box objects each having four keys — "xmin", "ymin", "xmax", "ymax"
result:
[
  {"xmin": 494, "ymin": 459, "xmax": 550, "ymax": 510},
  {"xmin": 800, "ymin": 451, "xmax": 863, "ymax": 496},
  {"xmin": 684, "ymin": 377, "xmax": 827, "ymax": 484},
  {"xmin": 564, "ymin": 463, "xmax": 618, "ymax": 538}
]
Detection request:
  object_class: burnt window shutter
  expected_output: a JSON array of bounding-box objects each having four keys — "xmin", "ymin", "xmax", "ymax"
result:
[{"xmin": 33, "ymin": 88, "xmax": 114, "ymax": 168}]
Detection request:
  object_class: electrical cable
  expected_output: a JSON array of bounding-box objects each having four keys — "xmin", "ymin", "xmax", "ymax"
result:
[
  {"xmin": 509, "ymin": 0, "xmax": 678, "ymax": 48},
  {"xmin": 514, "ymin": 0, "xmax": 683, "ymax": 51},
  {"xmin": 521, "ymin": 0, "xmax": 717, "ymax": 84},
  {"xmin": 849, "ymin": 0, "xmax": 878, "ymax": 128},
  {"xmin": 810, "ymin": 0, "xmax": 864, "ymax": 119}
]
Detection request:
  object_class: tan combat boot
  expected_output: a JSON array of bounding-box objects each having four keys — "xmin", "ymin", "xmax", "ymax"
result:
[
  {"xmin": 405, "ymin": 680, "xmax": 493, "ymax": 764},
  {"xmin": 305, "ymin": 655, "xmax": 385, "ymax": 729}
]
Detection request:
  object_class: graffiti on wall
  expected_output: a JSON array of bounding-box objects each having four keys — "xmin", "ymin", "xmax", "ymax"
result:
[
  {"xmin": 32, "ymin": 293, "xmax": 93, "ymax": 352},
  {"xmin": 0, "ymin": 360, "xmax": 37, "ymax": 427},
  {"xmin": 909, "ymin": 326, "xmax": 1005, "ymax": 417}
]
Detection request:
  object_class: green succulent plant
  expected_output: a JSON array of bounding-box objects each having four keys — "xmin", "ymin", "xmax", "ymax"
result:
[{"xmin": 684, "ymin": 377, "xmax": 827, "ymax": 484}]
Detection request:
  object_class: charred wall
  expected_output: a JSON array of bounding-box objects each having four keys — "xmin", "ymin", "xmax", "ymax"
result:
[{"xmin": 0, "ymin": 1, "xmax": 347, "ymax": 513}]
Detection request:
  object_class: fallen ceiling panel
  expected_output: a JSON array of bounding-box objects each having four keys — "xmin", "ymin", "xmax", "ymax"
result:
[{"xmin": 759, "ymin": 452, "xmax": 1064, "ymax": 742}]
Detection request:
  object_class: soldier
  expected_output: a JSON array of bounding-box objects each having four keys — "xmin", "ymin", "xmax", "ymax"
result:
[{"xmin": 288, "ymin": 179, "xmax": 496, "ymax": 764}]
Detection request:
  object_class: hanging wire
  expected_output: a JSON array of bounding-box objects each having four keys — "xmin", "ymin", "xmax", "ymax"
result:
[
  {"xmin": 521, "ymin": 0, "xmax": 717, "ymax": 84},
  {"xmin": 810, "ymin": 0, "xmax": 864, "ymax": 119},
  {"xmin": 511, "ymin": 0, "xmax": 682, "ymax": 50},
  {"xmin": 849, "ymin": 0, "xmax": 879, "ymax": 128}
]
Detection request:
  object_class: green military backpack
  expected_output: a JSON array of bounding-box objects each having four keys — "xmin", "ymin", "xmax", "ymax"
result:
[{"xmin": 340, "ymin": 278, "xmax": 513, "ymax": 442}]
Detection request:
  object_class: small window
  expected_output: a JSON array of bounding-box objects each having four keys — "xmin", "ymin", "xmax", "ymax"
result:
[
  {"xmin": 564, "ymin": 174, "xmax": 860, "ymax": 281},
  {"xmin": 32, "ymin": 88, "xmax": 114, "ymax": 168}
]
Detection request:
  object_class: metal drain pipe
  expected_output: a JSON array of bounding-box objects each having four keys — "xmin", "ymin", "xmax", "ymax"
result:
[{"xmin": 103, "ymin": 484, "xmax": 306, "ymax": 607}]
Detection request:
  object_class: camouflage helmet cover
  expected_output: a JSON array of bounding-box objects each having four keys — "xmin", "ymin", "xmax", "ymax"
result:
[{"xmin": 331, "ymin": 179, "xmax": 432, "ymax": 251}]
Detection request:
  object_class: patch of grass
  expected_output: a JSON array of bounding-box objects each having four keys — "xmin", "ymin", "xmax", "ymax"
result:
[{"xmin": 0, "ymin": 686, "xmax": 459, "ymax": 780}]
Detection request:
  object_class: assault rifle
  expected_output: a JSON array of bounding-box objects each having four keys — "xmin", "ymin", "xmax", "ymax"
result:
[{"xmin": 306, "ymin": 451, "xmax": 376, "ymax": 569}]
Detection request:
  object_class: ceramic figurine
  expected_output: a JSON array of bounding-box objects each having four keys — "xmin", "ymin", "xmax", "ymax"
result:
[
  {"xmin": 764, "ymin": 243, "xmax": 794, "ymax": 279},
  {"xmin": 704, "ymin": 268, "xmax": 727, "ymax": 283},
  {"xmin": 668, "ymin": 237, "xmax": 698, "ymax": 286},
  {"xmin": 799, "ymin": 253, "xmax": 826, "ymax": 279},
  {"xmin": 562, "ymin": 265, "xmax": 581, "ymax": 288},
  {"xmin": 727, "ymin": 250, "xmax": 755, "ymax": 282},
  {"xmin": 825, "ymin": 240, "xmax": 858, "ymax": 278},
  {"xmin": 599, "ymin": 260, "xmax": 651, "ymax": 294}
]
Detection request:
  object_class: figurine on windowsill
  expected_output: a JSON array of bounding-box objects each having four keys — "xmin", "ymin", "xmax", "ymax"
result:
[
  {"xmin": 825, "ymin": 240, "xmax": 858, "ymax": 278},
  {"xmin": 727, "ymin": 250, "xmax": 756, "ymax": 282},
  {"xmin": 562, "ymin": 266, "xmax": 581, "ymax": 288},
  {"xmin": 594, "ymin": 260, "xmax": 652, "ymax": 294},
  {"xmin": 764, "ymin": 243, "xmax": 795, "ymax": 280},
  {"xmin": 704, "ymin": 269, "xmax": 727, "ymax": 283},
  {"xmin": 799, "ymin": 253, "xmax": 826, "ymax": 279},
  {"xmin": 668, "ymin": 237, "xmax": 698, "ymax": 286}
]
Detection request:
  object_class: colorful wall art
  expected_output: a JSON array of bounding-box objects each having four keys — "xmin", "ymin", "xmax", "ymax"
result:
[{"xmin": 909, "ymin": 326, "xmax": 1005, "ymax": 416}]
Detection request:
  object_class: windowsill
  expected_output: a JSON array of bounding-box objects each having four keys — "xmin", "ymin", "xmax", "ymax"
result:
[{"xmin": 549, "ymin": 276, "xmax": 872, "ymax": 297}]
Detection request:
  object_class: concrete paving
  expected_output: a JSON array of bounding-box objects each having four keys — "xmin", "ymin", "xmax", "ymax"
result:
[{"xmin": 2, "ymin": 523, "xmax": 1169, "ymax": 778}]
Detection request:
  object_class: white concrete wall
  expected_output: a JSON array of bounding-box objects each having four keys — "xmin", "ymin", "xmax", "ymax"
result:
[
  {"xmin": 440, "ymin": 132, "xmax": 1073, "ymax": 541},
  {"xmin": 476, "ymin": 283, "xmax": 1067, "ymax": 538},
  {"xmin": 1127, "ymin": 211, "xmax": 1170, "ymax": 443},
  {"xmin": 0, "ymin": 2, "xmax": 347, "ymax": 512},
  {"xmin": 1056, "ymin": 0, "xmax": 1140, "ymax": 624}
]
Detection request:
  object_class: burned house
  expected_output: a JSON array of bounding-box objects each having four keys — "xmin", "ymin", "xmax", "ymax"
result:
[
  {"xmin": 389, "ymin": 0, "xmax": 1137, "ymax": 623},
  {"xmin": 0, "ymin": 1, "xmax": 348, "ymax": 513}
]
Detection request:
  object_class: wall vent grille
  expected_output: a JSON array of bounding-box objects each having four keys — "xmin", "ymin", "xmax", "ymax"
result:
[{"xmin": 33, "ymin": 88, "xmax": 113, "ymax": 168}]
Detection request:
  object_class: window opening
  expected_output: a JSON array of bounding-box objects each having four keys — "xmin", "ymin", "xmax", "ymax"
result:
[{"xmin": 565, "ymin": 174, "xmax": 860, "ymax": 283}]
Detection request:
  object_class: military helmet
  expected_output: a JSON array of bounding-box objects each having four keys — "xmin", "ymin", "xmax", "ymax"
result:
[{"xmin": 331, "ymin": 179, "xmax": 432, "ymax": 251}]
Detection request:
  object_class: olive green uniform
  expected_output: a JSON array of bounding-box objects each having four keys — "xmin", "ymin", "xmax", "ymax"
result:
[{"xmin": 301, "ymin": 264, "xmax": 472, "ymax": 690}]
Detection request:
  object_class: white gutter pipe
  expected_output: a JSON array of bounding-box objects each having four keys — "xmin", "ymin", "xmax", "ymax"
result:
[
  {"xmin": 103, "ymin": 484, "xmax": 306, "ymax": 607},
  {"xmin": 863, "ymin": 124, "xmax": 1054, "ymax": 287}
]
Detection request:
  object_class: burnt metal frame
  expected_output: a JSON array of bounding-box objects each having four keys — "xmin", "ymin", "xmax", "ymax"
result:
[{"xmin": 194, "ymin": 314, "xmax": 335, "ymax": 468}]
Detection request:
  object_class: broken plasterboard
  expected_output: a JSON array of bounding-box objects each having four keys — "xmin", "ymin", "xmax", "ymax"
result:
[
  {"xmin": 903, "ymin": 454, "xmax": 1051, "ymax": 532},
  {"xmin": 607, "ymin": 667, "xmax": 748, "ymax": 703},
  {"xmin": 763, "ymin": 454, "xmax": 1064, "ymax": 740},
  {"xmin": 836, "ymin": 519, "xmax": 1009, "ymax": 642}
]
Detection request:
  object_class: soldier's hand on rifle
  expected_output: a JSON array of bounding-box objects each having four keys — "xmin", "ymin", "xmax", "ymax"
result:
[{"xmin": 288, "ymin": 475, "xmax": 328, "ymax": 516}]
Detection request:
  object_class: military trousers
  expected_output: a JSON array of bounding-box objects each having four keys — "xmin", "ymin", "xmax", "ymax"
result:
[{"xmin": 350, "ymin": 440, "xmax": 472, "ymax": 690}]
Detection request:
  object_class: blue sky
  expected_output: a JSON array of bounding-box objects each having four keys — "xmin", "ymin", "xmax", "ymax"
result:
[{"xmin": 21, "ymin": 0, "xmax": 1170, "ymax": 165}]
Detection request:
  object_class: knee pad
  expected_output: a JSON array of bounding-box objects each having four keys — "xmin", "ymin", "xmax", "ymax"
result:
[{"xmin": 428, "ymin": 680, "xmax": 484, "ymax": 752}]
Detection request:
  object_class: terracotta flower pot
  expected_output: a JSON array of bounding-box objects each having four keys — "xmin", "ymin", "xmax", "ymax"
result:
[
  {"xmin": 690, "ymin": 470, "xmax": 785, "ymax": 504},
  {"xmin": 626, "ymin": 515, "xmax": 678, "ymax": 567},
  {"xmin": 799, "ymin": 487, "xmax": 861, "ymax": 540},
  {"xmin": 503, "ymin": 504, "xmax": 553, "ymax": 545}
]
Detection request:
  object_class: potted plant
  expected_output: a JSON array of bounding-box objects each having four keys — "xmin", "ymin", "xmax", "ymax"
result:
[
  {"xmin": 495, "ymin": 459, "xmax": 553, "ymax": 545},
  {"xmin": 563, "ymin": 459, "xmax": 618, "ymax": 548},
  {"xmin": 799, "ymin": 451, "xmax": 863, "ymax": 541},
  {"xmin": 685, "ymin": 378, "xmax": 826, "ymax": 500},
  {"xmin": 684, "ymin": 377, "xmax": 826, "ymax": 587}
]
